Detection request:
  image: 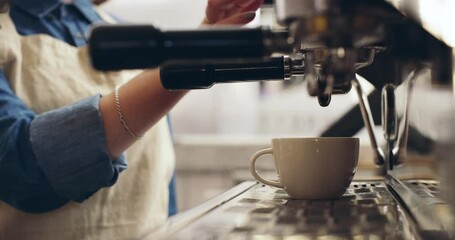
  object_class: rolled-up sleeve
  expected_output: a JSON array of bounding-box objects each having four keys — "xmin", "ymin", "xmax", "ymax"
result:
[
  {"xmin": 30, "ymin": 95, "xmax": 127, "ymax": 202},
  {"xmin": 0, "ymin": 71, "xmax": 126, "ymax": 213}
]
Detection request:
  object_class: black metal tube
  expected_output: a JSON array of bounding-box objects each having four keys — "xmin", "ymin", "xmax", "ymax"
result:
[
  {"xmin": 160, "ymin": 57, "xmax": 285, "ymax": 90},
  {"xmin": 89, "ymin": 25, "xmax": 269, "ymax": 71}
]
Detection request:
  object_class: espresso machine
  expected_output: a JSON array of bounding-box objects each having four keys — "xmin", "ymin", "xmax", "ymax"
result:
[{"xmin": 89, "ymin": 0, "xmax": 455, "ymax": 239}]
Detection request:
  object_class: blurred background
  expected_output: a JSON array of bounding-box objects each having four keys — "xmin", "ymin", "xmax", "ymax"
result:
[{"xmin": 100, "ymin": 0, "xmax": 379, "ymax": 212}]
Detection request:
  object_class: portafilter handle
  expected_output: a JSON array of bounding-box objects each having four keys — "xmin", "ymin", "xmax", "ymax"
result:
[
  {"xmin": 160, "ymin": 57, "xmax": 304, "ymax": 90},
  {"xmin": 89, "ymin": 25, "xmax": 290, "ymax": 71}
]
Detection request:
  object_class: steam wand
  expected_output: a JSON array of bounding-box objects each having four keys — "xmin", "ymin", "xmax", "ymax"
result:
[
  {"xmin": 391, "ymin": 65, "xmax": 427, "ymax": 166},
  {"xmin": 353, "ymin": 75, "xmax": 386, "ymax": 166},
  {"xmin": 353, "ymin": 65, "xmax": 426, "ymax": 169}
]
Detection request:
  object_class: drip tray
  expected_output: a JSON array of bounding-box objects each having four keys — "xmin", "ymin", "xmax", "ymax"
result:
[{"xmin": 162, "ymin": 181, "xmax": 421, "ymax": 239}]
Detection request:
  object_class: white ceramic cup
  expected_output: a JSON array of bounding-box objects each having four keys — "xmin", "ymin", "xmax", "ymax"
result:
[{"xmin": 250, "ymin": 137, "xmax": 359, "ymax": 199}]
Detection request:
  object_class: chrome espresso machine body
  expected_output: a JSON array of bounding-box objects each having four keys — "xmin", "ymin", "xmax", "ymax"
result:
[{"xmin": 89, "ymin": 0, "xmax": 455, "ymax": 239}]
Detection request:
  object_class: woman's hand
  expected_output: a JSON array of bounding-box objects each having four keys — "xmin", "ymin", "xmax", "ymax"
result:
[{"xmin": 203, "ymin": 0, "xmax": 264, "ymax": 25}]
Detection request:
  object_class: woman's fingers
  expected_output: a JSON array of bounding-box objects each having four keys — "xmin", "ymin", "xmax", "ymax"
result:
[
  {"xmin": 214, "ymin": 11, "xmax": 256, "ymax": 25},
  {"xmin": 205, "ymin": 0, "xmax": 263, "ymax": 24}
]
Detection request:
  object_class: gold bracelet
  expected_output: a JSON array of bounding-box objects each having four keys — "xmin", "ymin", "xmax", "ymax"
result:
[{"xmin": 114, "ymin": 85, "xmax": 142, "ymax": 140}]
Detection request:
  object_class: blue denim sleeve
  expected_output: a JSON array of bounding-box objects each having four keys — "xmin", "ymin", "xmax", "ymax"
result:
[
  {"xmin": 30, "ymin": 95, "xmax": 127, "ymax": 202},
  {"xmin": 0, "ymin": 71, "xmax": 126, "ymax": 213}
]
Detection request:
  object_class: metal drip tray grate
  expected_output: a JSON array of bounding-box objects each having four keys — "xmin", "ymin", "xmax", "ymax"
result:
[
  {"xmin": 403, "ymin": 180, "xmax": 444, "ymax": 203},
  {"xmin": 165, "ymin": 181, "xmax": 419, "ymax": 239}
]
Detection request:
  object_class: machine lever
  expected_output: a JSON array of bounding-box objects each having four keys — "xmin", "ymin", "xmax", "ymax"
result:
[{"xmin": 89, "ymin": 25, "xmax": 289, "ymax": 71}]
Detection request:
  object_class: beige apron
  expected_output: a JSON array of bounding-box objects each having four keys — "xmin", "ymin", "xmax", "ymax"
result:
[{"xmin": 0, "ymin": 12, "xmax": 175, "ymax": 240}]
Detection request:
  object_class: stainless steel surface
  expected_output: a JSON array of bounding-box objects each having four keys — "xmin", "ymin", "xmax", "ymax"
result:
[
  {"xmin": 386, "ymin": 174, "xmax": 450, "ymax": 239},
  {"xmin": 155, "ymin": 181, "xmax": 422, "ymax": 239},
  {"xmin": 142, "ymin": 181, "xmax": 257, "ymax": 240}
]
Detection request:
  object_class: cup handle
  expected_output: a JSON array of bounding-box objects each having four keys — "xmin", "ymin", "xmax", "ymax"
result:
[{"xmin": 249, "ymin": 148, "xmax": 284, "ymax": 188}]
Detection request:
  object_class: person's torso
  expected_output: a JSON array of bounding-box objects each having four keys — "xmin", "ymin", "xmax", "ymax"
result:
[{"xmin": 0, "ymin": 12, "xmax": 175, "ymax": 240}]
